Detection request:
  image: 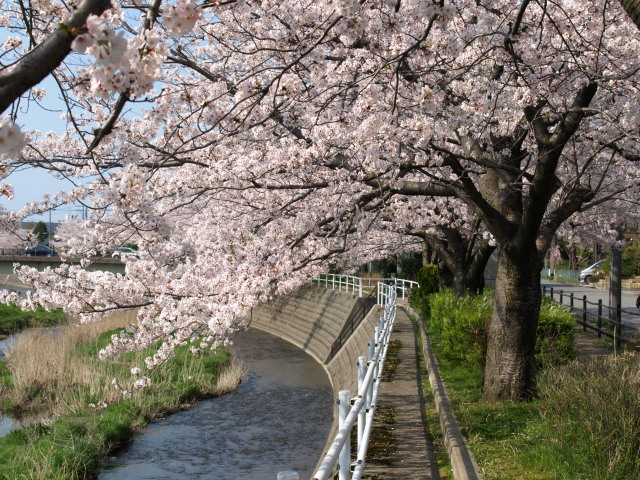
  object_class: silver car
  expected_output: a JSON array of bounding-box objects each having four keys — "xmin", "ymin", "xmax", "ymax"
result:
[
  {"xmin": 112, "ymin": 247, "xmax": 139, "ymax": 259},
  {"xmin": 579, "ymin": 260, "xmax": 605, "ymax": 284}
]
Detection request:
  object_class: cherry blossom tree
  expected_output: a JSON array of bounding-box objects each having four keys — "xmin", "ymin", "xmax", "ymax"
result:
[
  {"xmin": 0, "ymin": 0, "xmax": 639, "ymax": 401},
  {"xmin": 379, "ymin": 197, "xmax": 495, "ymax": 294}
]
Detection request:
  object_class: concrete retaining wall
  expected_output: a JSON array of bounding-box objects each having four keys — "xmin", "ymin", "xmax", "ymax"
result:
[{"xmin": 251, "ymin": 283, "xmax": 383, "ymax": 394}]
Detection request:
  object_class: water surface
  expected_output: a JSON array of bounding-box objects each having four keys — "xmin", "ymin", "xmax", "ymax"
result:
[{"xmin": 99, "ymin": 328, "xmax": 333, "ymax": 480}]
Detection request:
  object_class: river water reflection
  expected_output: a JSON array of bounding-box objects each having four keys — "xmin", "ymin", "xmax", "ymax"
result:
[{"xmin": 99, "ymin": 328, "xmax": 334, "ymax": 480}]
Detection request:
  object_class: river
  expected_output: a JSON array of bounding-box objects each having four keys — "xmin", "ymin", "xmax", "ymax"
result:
[{"xmin": 98, "ymin": 327, "xmax": 334, "ymax": 480}]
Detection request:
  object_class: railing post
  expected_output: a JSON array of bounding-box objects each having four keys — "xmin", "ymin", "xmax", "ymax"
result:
[
  {"xmin": 338, "ymin": 390, "xmax": 351, "ymax": 480},
  {"xmin": 597, "ymin": 299, "xmax": 603, "ymax": 337},
  {"xmin": 550, "ymin": 287, "xmax": 554, "ymax": 300},
  {"xmin": 373, "ymin": 327, "xmax": 380, "ymax": 383},
  {"xmin": 560, "ymin": 290, "xmax": 564, "ymax": 305},
  {"xmin": 570, "ymin": 292, "xmax": 574, "ymax": 310},
  {"xmin": 367, "ymin": 339, "xmax": 375, "ymax": 408},
  {"xmin": 359, "ymin": 278, "xmax": 362, "ymax": 298},
  {"xmin": 582, "ymin": 295, "xmax": 587, "ymax": 332},
  {"xmin": 616, "ymin": 303, "xmax": 623, "ymax": 350},
  {"xmin": 357, "ymin": 356, "xmax": 367, "ymax": 447}
]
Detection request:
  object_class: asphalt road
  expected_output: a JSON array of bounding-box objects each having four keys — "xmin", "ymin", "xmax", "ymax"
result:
[{"xmin": 541, "ymin": 278, "xmax": 640, "ymax": 335}]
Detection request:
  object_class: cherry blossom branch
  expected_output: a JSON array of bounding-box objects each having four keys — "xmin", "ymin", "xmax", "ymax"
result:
[{"xmin": 0, "ymin": 0, "xmax": 112, "ymax": 114}]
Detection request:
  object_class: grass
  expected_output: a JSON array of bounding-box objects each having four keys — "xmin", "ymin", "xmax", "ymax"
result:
[
  {"xmin": 412, "ymin": 300, "xmax": 640, "ymax": 480},
  {"xmin": 0, "ymin": 310, "xmax": 243, "ymax": 479},
  {"xmin": 414, "ymin": 314, "xmax": 556, "ymax": 480},
  {"xmin": 0, "ymin": 303, "xmax": 66, "ymax": 337}
]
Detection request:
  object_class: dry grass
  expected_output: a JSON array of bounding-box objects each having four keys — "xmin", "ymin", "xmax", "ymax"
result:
[
  {"xmin": 537, "ymin": 352, "xmax": 640, "ymax": 479},
  {"xmin": 213, "ymin": 359, "xmax": 246, "ymax": 395},
  {"xmin": 3, "ymin": 310, "xmax": 136, "ymax": 413},
  {"xmin": 2, "ymin": 307, "xmax": 242, "ymax": 419}
]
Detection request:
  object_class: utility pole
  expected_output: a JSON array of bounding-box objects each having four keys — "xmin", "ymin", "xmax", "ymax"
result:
[
  {"xmin": 609, "ymin": 227, "xmax": 623, "ymax": 347},
  {"xmin": 48, "ymin": 208, "xmax": 53, "ymax": 245}
]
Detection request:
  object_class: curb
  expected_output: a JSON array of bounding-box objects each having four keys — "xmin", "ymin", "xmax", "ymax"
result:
[{"xmin": 404, "ymin": 306, "xmax": 483, "ymax": 480}]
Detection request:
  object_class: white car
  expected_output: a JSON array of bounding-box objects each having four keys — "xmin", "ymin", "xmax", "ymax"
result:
[
  {"xmin": 112, "ymin": 247, "xmax": 139, "ymax": 259},
  {"xmin": 579, "ymin": 260, "xmax": 605, "ymax": 284}
]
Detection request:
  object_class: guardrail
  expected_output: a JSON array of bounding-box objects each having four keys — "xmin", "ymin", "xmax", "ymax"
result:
[
  {"xmin": 542, "ymin": 286, "xmax": 637, "ymax": 348},
  {"xmin": 312, "ymin": 273, "xmax": 417, "ymax": 300},
  {"xmin": 279, "ymin": 281, "xmax": 401, "ymax": 480}
]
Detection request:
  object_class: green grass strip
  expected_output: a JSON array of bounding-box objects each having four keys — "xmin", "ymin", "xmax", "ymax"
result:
[{"xmin": 0, "ymin": 302, "xmax": 66, "ymax": 336}]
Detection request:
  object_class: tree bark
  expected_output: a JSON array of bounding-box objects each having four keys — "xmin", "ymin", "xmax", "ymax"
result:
[
  {"xmin": 482, "ymin": 246, "xmax": 542, "ymax": 401},
  {"xmin": 422, "ymin": 229, "xmax": 494, "ymax": 297},
  {"xmin": 619, "ymin": 0, "xmax": 640, "ymax": 29}
]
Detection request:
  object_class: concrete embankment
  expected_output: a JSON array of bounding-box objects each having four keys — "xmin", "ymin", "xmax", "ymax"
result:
[{"xmin": 250, "ymin": 283, "xmax": 383, "ymax": 394}]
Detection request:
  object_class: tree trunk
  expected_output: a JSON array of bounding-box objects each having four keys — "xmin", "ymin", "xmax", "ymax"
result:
[
  {"xmin": 619, "ymin": 0, "xmax": 640, "ymax": 29},
  {"xmin": 482, "ymin": 248, "xmax": 542, "ymax": 401},
  {"xmin": 422, "ymin": 240, "xmax": 431, "ymax": 266}
]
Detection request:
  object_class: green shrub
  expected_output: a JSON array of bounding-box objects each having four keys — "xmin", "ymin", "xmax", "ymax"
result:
[
  {"xmin": 535, "ymin": 296, "xmax": 575, "ymax": 369},
  {"xmin": 425, "ymin": 289, "xmax": 575, "ymax": 370},
  {"xmin": 537, "ymin": 353, "xmax": 640, "ymax": 479},
  {"xmin": 428, "ymin": 288, "xmax": 491, "ymax": 368},
  {"xmin": 409, "ymin": 265, "xmax": 439, "ymax": 316}
]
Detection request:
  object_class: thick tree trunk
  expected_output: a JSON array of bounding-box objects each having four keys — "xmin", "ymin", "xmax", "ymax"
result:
[
  {"xmin": 619, "ymin": 0, "xmax": 640, "ymax": 29},
  {"xmin": 440, "ymin": 260, "xmax": 487, "ymax": 296},
  {"xmin": 482, "ymin": 248, "xmax": 542, "ymax": 401}
]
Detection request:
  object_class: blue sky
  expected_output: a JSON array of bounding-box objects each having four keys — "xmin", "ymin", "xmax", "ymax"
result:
[{"xmin": 4, "ymin": 76, "xmax": 84, "ymax": 222}]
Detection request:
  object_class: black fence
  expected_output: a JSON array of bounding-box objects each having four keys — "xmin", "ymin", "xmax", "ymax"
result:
[
  {"xmin": 325, "ymin": 287, "xmax": 378, "ymax": 364},
  {"xmin": 542, "ymin": 286, "xmax": 638, "ymax": 348}
]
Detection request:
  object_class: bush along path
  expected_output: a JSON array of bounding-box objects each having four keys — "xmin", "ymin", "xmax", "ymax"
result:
[{"xmin": 0, "ymin": 314, "xmax": 241, "ymax": 480}]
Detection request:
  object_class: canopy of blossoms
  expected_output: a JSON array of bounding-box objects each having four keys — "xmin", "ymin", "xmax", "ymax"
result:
[{"xmin": 0, "ymin": 0, "xmax": 638, "ymax": 386}]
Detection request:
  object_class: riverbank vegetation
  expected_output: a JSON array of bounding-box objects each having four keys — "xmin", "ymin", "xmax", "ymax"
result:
[
  {"xmin": 413, "ymin": 289, "xmax": 640, "ymax": 480},
  {"xmin": 0, "ymin": 302, "xmax": 66, "ymax": 338},
  {"xmin": 0, "ymin": 311, "xmax": 242, "ymax": 479}
]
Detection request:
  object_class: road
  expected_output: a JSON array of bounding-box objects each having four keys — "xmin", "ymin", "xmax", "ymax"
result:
[{"xmin": 541, "ymin": 279, "xmax": 640, "ymax": 336}]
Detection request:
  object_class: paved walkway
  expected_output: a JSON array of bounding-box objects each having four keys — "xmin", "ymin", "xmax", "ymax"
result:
[{"xmin": 363, "ymin": 308, "xmax": 440, "ymax": 479}]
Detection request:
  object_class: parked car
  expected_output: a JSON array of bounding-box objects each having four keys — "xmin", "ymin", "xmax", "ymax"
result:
[
  {"xmin": 579, "ymin": 260, "xmax": 605, "ymax": 284},
  {"xmin": 112, "ymin": 247, "xmax": 139, "ymax": 259},
  {"xmin": 25, "ymin": 244, "xmax": 57, "ymax": 257}
]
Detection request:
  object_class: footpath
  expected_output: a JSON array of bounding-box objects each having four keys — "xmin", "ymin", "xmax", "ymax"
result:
[
  {"xmin": 363, "ymin": 307, "xmax": 441, "ymax": 479},
  {"xmin": 361, "ymin": 303, "xmax": 485, "ymax": 480}
]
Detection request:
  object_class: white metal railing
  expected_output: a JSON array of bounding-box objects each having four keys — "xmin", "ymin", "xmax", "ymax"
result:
[
  {"xmin": 279, "ymin": 282, "xmax": 399, "ymax": 480},
  {"xmin": 312, "ymin": 273, "xmax": 417, "ymax": 300}
]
